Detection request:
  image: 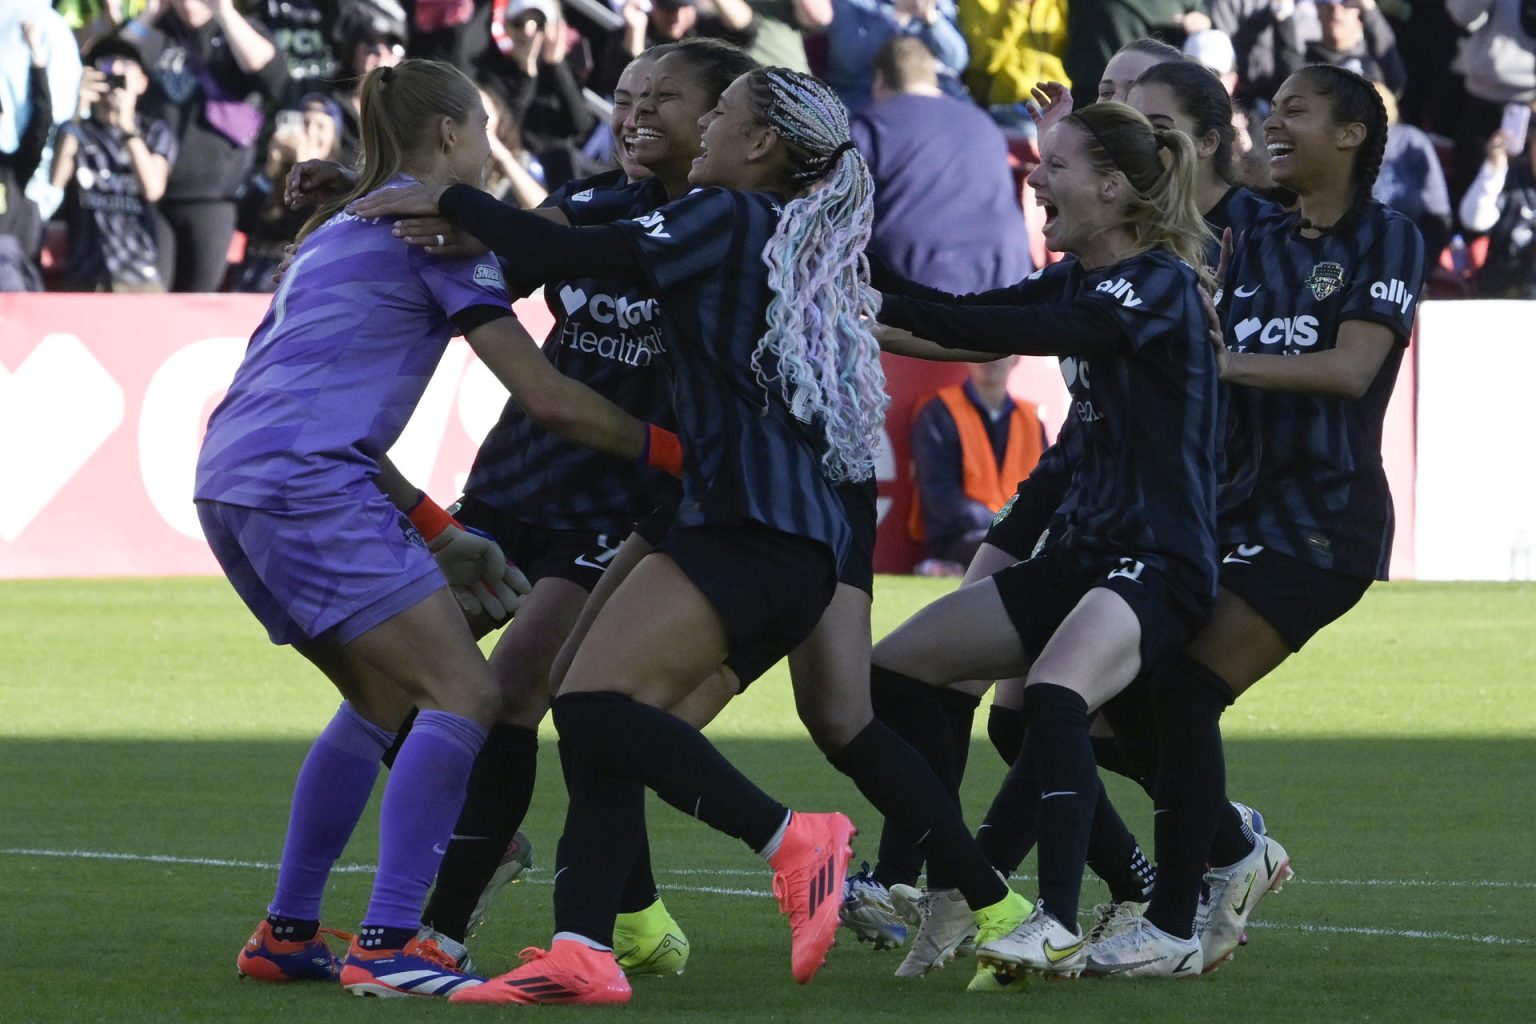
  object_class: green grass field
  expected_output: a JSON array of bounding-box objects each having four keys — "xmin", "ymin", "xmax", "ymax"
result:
[{"xmin": 3, "ymin": 578, "xmax": 1534, "ymax": 1022}]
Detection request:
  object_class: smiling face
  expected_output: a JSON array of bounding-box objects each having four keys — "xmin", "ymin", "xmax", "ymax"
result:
[
  {"xmin": 1025, "ymin": 122, "xmax": 1118, "ymax": 256},
  {"xmin": 625, "ymin": 51, "xmax": 715, "ymax": 185},
  {"xmin": 1098, "ymin": 49, "xmax": 1170, "ymax": 104},
  {"xmin": 611, "ymin": 55, "xmax": 657, "ymax": 179},
  {"xmin": 1263, "ymin": 74, "xmax": 1361, "ymax": 192},
  {"xmin": 690, "ymin": 74, "xmax": 770, "ymax": 189}
]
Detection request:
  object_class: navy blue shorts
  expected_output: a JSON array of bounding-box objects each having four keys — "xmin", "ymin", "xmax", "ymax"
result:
[
  {"xmin": 450, "ymin": 496, "xmax": 624, "ymax": 592},
  {"xmin": 661, "ymin": 522, "xmax": 837, "ymax": 691},
  {"xmin": 992, "ymin": 546, "xmax": 1211, "ymax": 675},
  {"xmin": 1217, "ymin": 542, "xmax": 1371, "ymax": 651}
]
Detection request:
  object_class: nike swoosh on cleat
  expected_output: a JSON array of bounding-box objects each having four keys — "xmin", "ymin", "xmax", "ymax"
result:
[
  {"xmin": 1043, "ymin": 940, "xmax": 1082, "ymax": 965},
  {"xmin": 1174, "ymin": 950, "xmax": 1199, "ymax": 974},
  {"xmin": 1232, "ymin": 875, "xmax": 1258, "ymax": 916},
  {"xmin": 1264, "ymin": 849, "xmax": 1278, "ymax": 877},
  {"xmin": 1085, "ymin": 957, "xmax": 1150, "ymax": 976}
]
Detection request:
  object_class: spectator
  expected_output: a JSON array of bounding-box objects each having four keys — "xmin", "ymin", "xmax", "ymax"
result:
[
  {"xmin": 1449, "ymin": 0, "xmax": 1536, "ymax": 229},
  {"xmin": 123, "ymin": 0, "xmax": 288, "ymax": 292},
  {"xmin": 479, "ymin": 84, "xmax": 550, "ymax": 208},
  {"xmin": 60, "ymin": 0, "xmax": 151, "ymax": 53},
  {"xmin": 230, "ymin": 93, "xmax": 339, "ymax": 292},
  {"xmin": 593, "ymin": 0, "xmax": 755, "ymax": 95},
  {"xmin": 824, "ymin": 0, "xmax": 969, "ymax": 112},
  {"xmin": 51, "ymin": 35, "xmax": 177, "ymax": 293},
  {"xmin": 1210, "ymin": 0, "xmax": 1315, "ymax": 102},
  {"xmin": 1374, "ymin": 81, "xmax": 1452, "ymax": 262},
  {"xmin": 0, "ymin": 20, "xmax": 50, "ymax": 292},
  {"xmin": 325, "ymin": 0, "xmax": 408, "ymax": 167},
  {"xmin": 909, "ymin": 358, "xmax": 1045, "ymax": 574},
  {"xmin": 1, "ymin": 2, "xmax": 83, "ymax": 223},
  {"xmin": 477, "ymin": 0, "xmax": 602, "ymax": 190},
  {"xmin": 247, "ymin": 0, "xmax": 347, "ymax": 109},
  {"xmin": 743, "ymin": 0, "xmax": 831, "ymax": 73},
  {"xmin": 1278, "ymin": 0, "xmax": 1405, "ymax": 97},
  {"xmin": 412, "ymin": 0, "xmax": 490, "ymax": 67},
  {"xmin": 1064, "ymin": 0, "xmax": 1211, "ymax": 105},
  {"xmin": 851, "ymin": 36, "xmax": 1031, "ymax": 293},
  {"xmin": 955, "ymin": 0, "xmax": 1068, "ymax": 116},
  {"xmin": 1459, "ymin": 118, "xmax": 1536, "ymax": 298}
]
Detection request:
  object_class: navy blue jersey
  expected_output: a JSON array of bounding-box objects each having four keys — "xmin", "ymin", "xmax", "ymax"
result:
[
  {"xmin": 882, "ymin": 250, "xmax": 1221, "ymax": 599},
  {"xmin": 1218, "ymin": 201, "xmax": 1425, "ymax": 579},
  {"xmin": 615, "ymin": 187, "xmax": 852, "ymax": 564},
  {"xmin": 1203, "ymin": 185, "xmax": 1275, "ymax": 270},
  {"xmin": 462, "ymin": 173, "xmax": 678, "ymax": 533}
]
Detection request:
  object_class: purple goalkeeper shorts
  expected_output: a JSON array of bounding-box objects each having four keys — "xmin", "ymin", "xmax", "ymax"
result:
[{"xmin": 196, "ymin": 487, "xmax": 445, "ymax": 647}]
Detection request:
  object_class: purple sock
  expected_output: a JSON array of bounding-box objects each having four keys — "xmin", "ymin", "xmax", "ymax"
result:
[
  {"xmin": 363, "ymin": 709, "xmax": 486, "ymax": 932},
  {"xmin": 269, "ymin": 702, "xmax": 394, "ymax": 920}
]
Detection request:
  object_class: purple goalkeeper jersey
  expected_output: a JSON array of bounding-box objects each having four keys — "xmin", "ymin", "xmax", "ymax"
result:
[{"xmin": 195, "ymin": 178, "xmax": 510, "ymax": 508}]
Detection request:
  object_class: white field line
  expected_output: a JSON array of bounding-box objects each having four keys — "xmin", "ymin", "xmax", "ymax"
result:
[{"xmin": 5, "ymin": 847, "xmax": 1533, "ymax": 948}]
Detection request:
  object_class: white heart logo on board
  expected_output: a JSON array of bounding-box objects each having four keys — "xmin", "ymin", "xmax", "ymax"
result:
[{"xmin": 0, "ymin": 335, "xmax": 125, "ymax": 541}]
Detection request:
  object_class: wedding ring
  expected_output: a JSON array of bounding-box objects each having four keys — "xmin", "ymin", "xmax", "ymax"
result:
[{"xmin": 435, "ymin": 233, "xmax": 445, "ymax": 247}]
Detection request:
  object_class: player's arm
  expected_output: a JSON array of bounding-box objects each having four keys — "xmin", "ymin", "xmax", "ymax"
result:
[
  {"xmin": 874, "ymin": 324, "xmax": 1003, "ymax": 363},
  {"xmin": 1216, "ymin": 320, "xmax": 1399, "ymax": 400},
  {"xmin": 877, "ymin": 292, "xmax": 1127, "ymax": 358}
]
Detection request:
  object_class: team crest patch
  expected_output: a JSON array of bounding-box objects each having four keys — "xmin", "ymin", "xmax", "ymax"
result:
[{"xmin": 1305, "ymin": 261, "xmax": 1344, "ymax": 301}]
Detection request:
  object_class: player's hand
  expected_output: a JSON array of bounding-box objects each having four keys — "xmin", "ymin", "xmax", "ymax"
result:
[
  {"xmin": 394, "ymin": 217, "xmax": 489, "ymax": 257},
  {"xmin": 349, "ymin": 182, "xmax": 451, "ymax": 220},
  {"xmin": 427, "ymin": 525, "xmax": 532, "ymax": 621},
  {"xmin": 285, "ymin": 159, "xmax": 354, "ymax": 209},
  {"xmin": 1027, "ymin": 82, "xmax": 1073, "ymax": 133},
  {"xmin": 1201, "ymin": 287, "xmax": 1230, "ymax": 377},
  {"xmin": 271, "ymin": 242, "xmax": 298, "ymax": 285},
  {"xmin": 1215, "ymin": 226, "xmax": 1233, "ymax": 290}
]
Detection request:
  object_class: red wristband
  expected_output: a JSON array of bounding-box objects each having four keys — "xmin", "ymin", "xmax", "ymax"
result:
[
  {"xmin": 645, "ymin": 424, "xmax": 684, "ymax": 478},
  {"xmin": 407, "ymin": 491, "xmax": 457, "ymax": 541}
]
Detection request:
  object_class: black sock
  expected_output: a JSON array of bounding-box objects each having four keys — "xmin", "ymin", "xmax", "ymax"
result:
[
  {"xmin": 357, "ymin": 924, "xmax": 418, "ymax": 950},
  {"xmin": 988, "ymin": 704, "xmax": 1025, "ymax": 766},
  {"xmin": 976, "ymin": 724, "xmax": 1040, "ymax": 875},
  {"xmin": 1209, "ymin": 801, "xmax": 1258, "ymax": 868},
  {"xmin": 266, "ymin": 914, "xmax": 319, "ymax": 942},
  {"xmin": 1098, "ymin": 685, "xmax": 1159, "ymax": 797},
  {"xmin": 1084, "ymin": 781, "xmax": 1156, "ymax": 902},
  {"xmin": 552, "ymin": 692, "xmax": 787, "ymax": 852},
  {"xmin": 1025, "ymin": 684, "xmax": 1095, "ymax": 931},
  {"xmin": 830, "ymin": 721, "xmax": 1005, "ymax": 907},
  {"xmin": 617, "ymin": 826, "xmax": 660, "ymax": 914},
  {"xmin": 421, "ymin": 723, "xmax": 539, "ymax": 940},
  {"xmin": 380, "ymin": 707, "xmax": 419, "ymax": 769},
  {"xmin": 869, "ymin": 666, "xmax": 955, "ymax": 888},
  {"xmin": 932, "ymin": 686, "xmax": 981, "ymax": 787},
  {"xmin": 550, "ymin": 738, "xmax": 645, "ymax": 947},
  {"xmin": 1144, "ymin": 656, "xmax": 1235, "ymax": 940}
]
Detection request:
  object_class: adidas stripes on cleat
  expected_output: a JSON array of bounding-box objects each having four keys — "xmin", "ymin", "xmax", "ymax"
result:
[
  {"xmin": 614, "ymin": 899, "xmax": 690, "ymax": 976},
  {"xmin": 1197, "ymin": 833, "xmax": 1293, "ymax": 973},
  {"xmin": 465, "ymin": 830, "xmax": 534, "ymax": 938},
  {"xmin": 338, "ymin": 933, "xmax": 485, "ymax": 998},
  {"xmin": 768, "ymin": 811, "xmax": 857, "ymax": 985},
  {"xmin": 448, "ymin": 940, "xmax": 632, "ymax": 1006},
  {"xmin": 236, "ymin": 920, "xmax": 348, "ymax": 982},
  {"xmin": 841, "ymin": 863, "xmax": 908, "ymax": 950}
]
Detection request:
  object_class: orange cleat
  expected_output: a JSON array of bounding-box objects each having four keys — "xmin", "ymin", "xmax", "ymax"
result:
[
  {"xmin": 448, "ymin": 940, "xmax": 633, "ymax": 1006},
  {"xmin": 235, "ymin": 920, "xmax": 349, "ymax": 982},
  {"xmin": 768, "ymin": 811, "xmax": 857, "ymax": 984}
]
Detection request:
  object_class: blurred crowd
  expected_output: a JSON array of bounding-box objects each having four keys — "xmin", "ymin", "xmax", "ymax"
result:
[{"xmin": 2, "ymin": 0, "xmax": 1536, "ymax": 297}]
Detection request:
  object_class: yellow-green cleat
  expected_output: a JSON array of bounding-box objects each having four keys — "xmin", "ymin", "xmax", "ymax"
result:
[{"xmin": 614, "ymin": 899, "xmax": 690, "ymax": 977}]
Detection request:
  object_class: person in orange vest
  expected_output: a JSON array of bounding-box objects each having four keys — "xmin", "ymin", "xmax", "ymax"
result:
[{"xmin": 909, "ymin": 357, "xmax": 1045, "ymax": 574}]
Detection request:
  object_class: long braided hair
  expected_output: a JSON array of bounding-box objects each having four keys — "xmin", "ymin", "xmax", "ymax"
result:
[
  {"xmin": 1291, "ymin": 64, "xmax": 1389, "ymax": 231},
  {"xmin": 742, "ymin": 67, "xmax": 888, "ymax": 485}
]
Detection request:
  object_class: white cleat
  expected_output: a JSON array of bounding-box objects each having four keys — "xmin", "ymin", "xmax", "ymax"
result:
[
  {"xmin": 1087, "ymin": 899, "xmax": 1149, "ymax": 943},
  {"xmin": 465, "ymin": 831, "xmax": 534, "ymax": 938},
  {"xmin": 976, "ymin": 900, "xmax": 1084, "ymax": 978},
  {"xmin": 893, "ymin": 888, "xmax": 976, "ymax": 977},
  {"xmin": 417, "ymin": 927, "xmax": 474, "ymax": 973},
  {"xmin": 1197, "ymin": 833, "xmax": 1293, "ymax": 972},
  {"xmin": 1084, "ymin": 917, "xmax": 1202, "ymax": 978},
  {"xmin": 840, "ymin": 865, "xmax": 909, "ymax": 950}
]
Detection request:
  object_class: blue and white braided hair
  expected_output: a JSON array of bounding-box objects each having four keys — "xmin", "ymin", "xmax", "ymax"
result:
[{"xmin": 744, "ymin": 67, "xmax": 889, "ymax": 484}]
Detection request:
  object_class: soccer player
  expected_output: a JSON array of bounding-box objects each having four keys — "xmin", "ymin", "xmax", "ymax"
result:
[
  {"xmin": 353, "ymin": 65, "xmax": 1034, "ymax": 1004},
  {"xmin": 196, "ymin": 59, "xmax": 664, "ymax": 998},
  {"xmin": 1084, "ymin": 63, "xmax": 1425, "ymax": 976},
  {"xmin": 867, "ymin": 100, "xmax": 1222, "ymax": 981}
]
